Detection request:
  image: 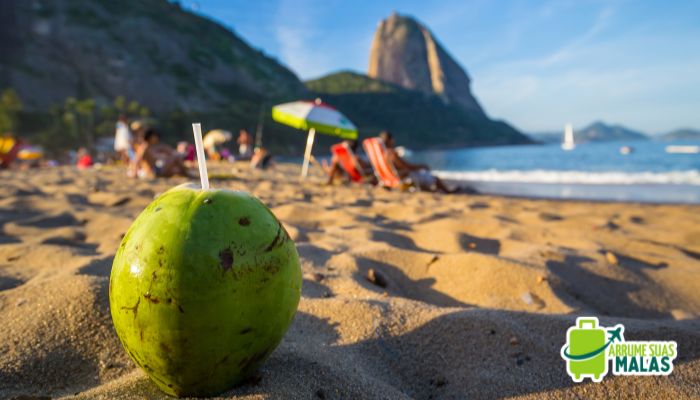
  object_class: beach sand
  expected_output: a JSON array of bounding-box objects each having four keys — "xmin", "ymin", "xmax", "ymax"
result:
[{"xmin": 1, "ymin": 164, "xmax": 699, "ymax": 399}]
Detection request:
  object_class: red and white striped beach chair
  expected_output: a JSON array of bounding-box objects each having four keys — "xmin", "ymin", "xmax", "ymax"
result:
[
  {"xmin": 362, "ymin": 137, "xmax": 406, "ymax": 189},
  {"xmin": 331, "ymin": 142, "xmax": 364, "ymax": 183}
]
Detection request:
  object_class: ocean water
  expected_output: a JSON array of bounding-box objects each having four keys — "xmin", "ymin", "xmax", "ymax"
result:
[{"xmin": 407, "ymin": 140, "xmax": 700, "ymax": 203}]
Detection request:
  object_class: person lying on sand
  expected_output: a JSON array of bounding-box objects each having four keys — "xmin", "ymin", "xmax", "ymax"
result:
[
  {"xmin": 325, "ymin": 139, "xmax": 375, "ymax": 185},
  {"xmin": 250, "ymin": 147, "xmax": 274, "ymax": 170},
  {"xmin": 130, "ymin": 129, "xmax": 189, "ymax": 179},
  {"xmin": 380, "ymin": 131, "xmax": 457, "ymax": 193}
]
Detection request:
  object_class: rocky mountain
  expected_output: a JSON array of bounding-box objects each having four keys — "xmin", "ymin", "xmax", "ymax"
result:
[
  {"xmin": 0, "ymin": 0, "xmax": 305, "ymax": 113},
  {"xmin": 368, "ymin": 13, "xmax": 484, "ymax": 114},
  {"xmin": 306, "ymin": 71, "xmax": 531, "ymax": 149},
  {"xmin": 529, "ymin": 121, "xmax": 648, "ymax": 144},
  {"xmin": 659, "ymin": 128, "xmax": 700, "ymax": 141}
]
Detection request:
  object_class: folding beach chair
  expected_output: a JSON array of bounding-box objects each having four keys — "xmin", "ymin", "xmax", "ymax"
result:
[
  {"xmin": 362, "ymin": 137, "xmax": 407, "ymax": 189},
  {"xmin": 331, "ymin": 142, "xmax": 364, "ymax": 183}
]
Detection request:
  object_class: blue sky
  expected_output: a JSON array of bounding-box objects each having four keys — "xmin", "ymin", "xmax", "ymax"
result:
[{"xmin": 192, "ymin": 0, "xmax": 700, "ymax": 134}]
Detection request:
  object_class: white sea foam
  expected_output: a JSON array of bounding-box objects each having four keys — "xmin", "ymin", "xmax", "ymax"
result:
[{"xmin": 433, "ymin": 169, "xmax": 700, "ymax": 185}]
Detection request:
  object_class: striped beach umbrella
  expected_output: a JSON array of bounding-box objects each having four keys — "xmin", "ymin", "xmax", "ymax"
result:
[{"xmin": 272, "ymin": 98, "xmax": 358, "ymax": 178}]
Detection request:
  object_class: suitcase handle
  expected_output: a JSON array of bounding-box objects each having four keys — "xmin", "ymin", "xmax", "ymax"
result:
[{"xmin": 578, "ymin": 319, "xmax": 597, "ymax": 329}]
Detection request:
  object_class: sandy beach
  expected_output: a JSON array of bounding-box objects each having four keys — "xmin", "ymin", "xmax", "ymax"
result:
[{"xmin": 1, "ymin": 163, "xmax": 699, "ymax": 399}]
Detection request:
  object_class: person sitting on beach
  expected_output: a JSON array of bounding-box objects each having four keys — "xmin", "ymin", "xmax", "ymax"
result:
[
  {"xmin": 237, "ymin": 129, "xmax": 253, "ymax": 160},
  {"xmin": 176, "ymin": 141, "xmax": 196, "ymax": 167},
  {"xmin": 76, "ymin": 147, "xmax": 93, "ymax": 170},
  {"xmin": 325, "ymin": 139, "xmax": 374, "ymax": 185},
  {"xmin": 130, "ymin": 129, "xmax": 188, "ymax": 178},
  {"xmin": 250, "ymin": 147, "xmax": 274, "ymax": 170},
  {"xmin": 202, "ymin": 130, "xmax": 232, "ymax": 161},
  {"xmin": 380, "ymin": 131, "xmax": 457, "ymax": 193}
]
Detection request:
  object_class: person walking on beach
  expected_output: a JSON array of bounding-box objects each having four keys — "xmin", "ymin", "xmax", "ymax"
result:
[
  {"xmin": 380, "ymin": 131, "xmax": 457, "ymax": 193},
  {"xmin": 114, "ymin": 115, "xmax": 133, "ymax": 164}
]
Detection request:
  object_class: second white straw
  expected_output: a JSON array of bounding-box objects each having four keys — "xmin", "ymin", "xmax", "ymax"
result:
[{"xmin": 192, "ymin": 123, "xmax": 210, "ymax": 190}]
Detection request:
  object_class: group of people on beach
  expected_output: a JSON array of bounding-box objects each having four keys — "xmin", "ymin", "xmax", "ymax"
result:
[
  {"xmin": 111, "ymin": 117, "xmax": 457, "ymax": 192},
  {"xmin": 3, "ymin": 115, "xmax": 453, "ymax": 193},
  {"xmin": 113, "ymin": 115, "xmax": 270, "ymax": 179}
]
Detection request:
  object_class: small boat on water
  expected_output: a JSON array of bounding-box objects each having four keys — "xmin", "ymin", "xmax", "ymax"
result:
[
  {"xmin": 619, "ymin": 146, "xmax": 633, "ymax": 155},
  {"xmin": 665, "ymin": 145, "xmax": 700, "ymax": 154},
  {"xmin": 561, "ymin": 123, "xmax": 575, "ymax": 151}
]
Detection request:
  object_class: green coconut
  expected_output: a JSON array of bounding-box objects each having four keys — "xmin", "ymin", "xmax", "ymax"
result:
[{"xmin": 109, "ymin": 183, "xmax": 301, "ymax": 397}]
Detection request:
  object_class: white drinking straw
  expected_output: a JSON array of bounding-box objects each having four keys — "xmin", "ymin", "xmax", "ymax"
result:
[{"xmin": 192, "ymin": 123, "xmax": 210, "ymax": 190}]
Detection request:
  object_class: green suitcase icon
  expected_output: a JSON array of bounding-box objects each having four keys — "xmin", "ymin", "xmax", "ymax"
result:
[{"xmin": 565, "ymin": 318, "xmax": 608, "ymax": 382}]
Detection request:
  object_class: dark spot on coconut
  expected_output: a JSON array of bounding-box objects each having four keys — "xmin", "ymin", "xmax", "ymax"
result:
[
  {"xmin": 219, "ymin": 354, "xmax": 230, "ymax": 365},
  {"xmin": 166, "ymin": 298, "xmax": 172, "ymax": 304},
  {"xmin": 239, "ymin": 217, "xmax": 251, "ymax": 226},
  {"xmin": 178, "ymin": 305, "xmax": 184, "ymax": 313},
  {"xmin": 160, "ymin": 342, "xmax": 171, "ymax": 353},
  {"xmin": 167, "ymin": 384, "xmax": 174, "ymax": 388},
  {"xmin": 239, "ymin": 348, "xmax": 272, "ymax": 371},
  {"xmin": 140, "ymin": 329, "xmax": 144, "ymax": 341},
  {"xmin": 154, "ymin": 206, "xmax": 162, "ymax": 212},
  {"xmin": 240, "ymin": 327, "xmax": 253, "ymax": 335},
  {"xmin": 121, "ymin": 298, "xmax": 140, "ymax": 318},
  {"xmin": 144, "ymin": 292, "xmax": 160, "ymax": 304},
  {"xmin": 157, "ymin": 245, "xmax": 165, "ymax": 255},
  {"xmin": 263, "ymin": 263, "xmax": 280, "ymax": 275},
  {"xmin": 246, "ymin": 374, "xmax": 262, "ymax": 386},
  {"xmin": 219, "ymin": 248, "xmax": 234, "ymax": 272},
  {"xmin": 264, "ymin": 224, "xmax": 284, "ymax": 252},
  {"xmin": 203, "ymin": 198, "xmax": 212, "ymax": 204}
]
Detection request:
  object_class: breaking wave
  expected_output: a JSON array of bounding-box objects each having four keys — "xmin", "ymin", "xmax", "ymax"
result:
[{"xmin": 433, "ymin": 169, "xmax": 700, "ymax": 185}]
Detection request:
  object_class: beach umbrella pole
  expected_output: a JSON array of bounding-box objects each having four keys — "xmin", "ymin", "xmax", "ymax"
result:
[{"xmin": 301, "ymin": 128, "xmax": 316, "ymax": 178}]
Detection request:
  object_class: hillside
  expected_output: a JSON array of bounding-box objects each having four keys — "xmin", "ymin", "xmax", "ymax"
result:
[
  {"xmin": 0, "ymin": 0, "xmax": 305, "ymax": 112},
  {"xmin": 577, "ymin": 121, "xmax": 648, "ymax": 142},
  {"xmin": 0, "ymin": 3, "xmax": 531, "ymax": 155},
  {"xmin": 306, "ymin": 71, "xmax": 531, "ymax": 149},
  {"xmin": 659, "ymin": 128, "xmax": 700, "ymax": 141}
]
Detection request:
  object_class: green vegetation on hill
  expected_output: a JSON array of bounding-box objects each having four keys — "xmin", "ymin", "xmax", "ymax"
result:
[
  {"xmin": 306, "ymin": 71, "xmax": 400, "ymax": 94},
  {"xmin": 306, "ymin": 72, "xmax": 531, "ymax": 149}
]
